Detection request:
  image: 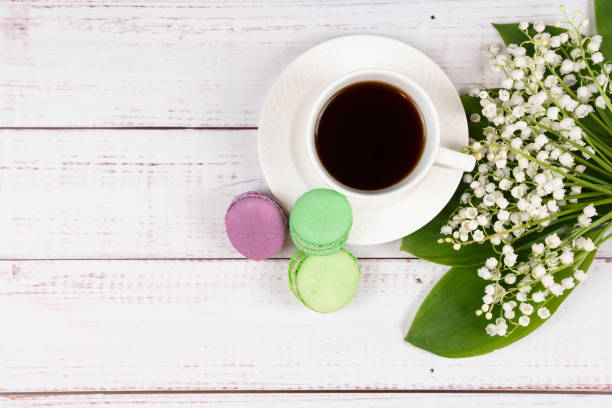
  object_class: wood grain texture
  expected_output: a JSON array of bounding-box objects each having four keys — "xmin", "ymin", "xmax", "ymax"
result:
[
  {"xmin": 2, "ymin": 0, "xmax": 610, "ymax": 398},
  {"xmin": 0, "ymin": 258, "xmax": 610, "ymax": 392},
  {"xmin": 0, "ymin": 0, "xmax": 591, "ymax": 127},
  {"xmin": 3, "ymin": 393, "xmax": 612, "ymax": 408},
  {"xmin": 1, "ymin": 128, "xmax": 610, "ymax": 260}
]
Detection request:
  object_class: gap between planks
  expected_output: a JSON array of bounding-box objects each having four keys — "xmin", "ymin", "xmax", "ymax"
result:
[
  {"xmin": 0, "ymin": 127, "xmax": 259, "ymax": 130},
  {"xmin": 3, "ymin": 389, "xmax": 612, "ymax": 396},
  {"xmin": 3, "ymin": 391, "xmax": 612, "ymax": 408},
  {"xmin": 0, "ymin": 258, "xmax": 610, "ymax": 263},
  {"xmin": 0, "ymin": 389, "xmax": 612, "ymax": 398}
]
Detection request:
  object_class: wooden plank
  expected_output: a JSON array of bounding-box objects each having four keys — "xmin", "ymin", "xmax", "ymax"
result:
[
  {"xmin": 2, "ymin": 393, "xmax": 612, "ymax": 408},
  {"xmin": 0, "ymin": 0, "xmax": 590, "ymax": 127},
  {"xmin": 0, "ymin": 258, "xmax": 610, "ymax": 392},
  {"xmin": 0, "ymin": 128, "xmax": 399, "ymax": 259},
  {"xmin": 1, "ymin": 129, "xmax": 610, "ymax": 260}
]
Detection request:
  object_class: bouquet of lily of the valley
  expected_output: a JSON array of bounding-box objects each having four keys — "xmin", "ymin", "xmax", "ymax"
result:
[{"xmin": 402, "ymin": 1, "xmax": 612, "ymax": 357}]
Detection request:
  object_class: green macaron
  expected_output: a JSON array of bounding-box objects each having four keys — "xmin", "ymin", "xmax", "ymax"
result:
[
  {"xmin": 288, "ymin": 249, "xmax": 361, "ymax": 314},
  {"xmin": 289, "ymin": 189, "xmax": 352, "ymax": 255}
]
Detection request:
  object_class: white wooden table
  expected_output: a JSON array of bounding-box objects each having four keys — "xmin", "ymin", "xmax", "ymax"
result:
[{"xmin": 1, "ymin": 1, "xmax": 611, "ymax": 406}]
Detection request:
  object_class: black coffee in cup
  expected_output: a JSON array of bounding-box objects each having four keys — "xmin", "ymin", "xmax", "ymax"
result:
[{"xmin": 314, "ymin": 81, "xmax": 425, "ymax": 191}]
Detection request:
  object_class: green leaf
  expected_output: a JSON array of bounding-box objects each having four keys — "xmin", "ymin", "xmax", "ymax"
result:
[
  {"xmin": 583, "ymin": 2, "xmax": 612, "ymax": 150},
  {"xmin": 492, "ymin": 23, "xmax": 566, "ymax": 53},
  {"xmin": 405, "ymin": 232, "xmax": 600, "ymax": 358},
  {"xmin": 400, "ymin": 95, "xmax": 495, "ymax": 266},
  {"xmin": 581, "ymin": 113, "xmax": 612, "ymax": 141},
  {"xmin": 596, "ymin": 0, "xmax": 612, "ymax": 61},
  {"xmin": 403, "ymin": 16, "xmax": 609, "ymax": 358}
]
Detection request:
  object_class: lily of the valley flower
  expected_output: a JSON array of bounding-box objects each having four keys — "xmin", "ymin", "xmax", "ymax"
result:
[{"xmin": 438, "ymin": 6, "xmax": 612, "ymax": 337}]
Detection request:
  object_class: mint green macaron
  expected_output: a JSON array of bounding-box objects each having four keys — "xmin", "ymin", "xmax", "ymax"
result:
[
  {"xmin": 288, "ymin": 249, "xmax": 361, "ymax": 314},
  {"xmin": 289, "ymin": 189, "xmax": 352, "ymax": 255}
]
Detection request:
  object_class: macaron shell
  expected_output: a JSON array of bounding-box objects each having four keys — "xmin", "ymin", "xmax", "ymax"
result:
[
  {"xmin": 225, "ymin": 192, "xmax": 288, "ymax": 260},
  {"xmin": 288, "ymin": 250, "xmax": 308, "ymax": 301},
  {"xmin": 290, "ymin": 231, "xmax": 348, "ymax": 256},
  {"xmin": 293, "ymin": 249, "xmax": 361, "ymax": 314},
  {"xmin": 230, "ymin": 191, "xmax": 288, "ymax": 226},
  {"xmin": 289, "ymin": 189, "xmax": 352, "ymax": 252}
]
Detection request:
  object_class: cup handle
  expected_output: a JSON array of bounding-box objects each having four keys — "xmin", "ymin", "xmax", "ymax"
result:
[{"xmin": 434, "ymin": 147, "xmax": 476, "ymax": 172}]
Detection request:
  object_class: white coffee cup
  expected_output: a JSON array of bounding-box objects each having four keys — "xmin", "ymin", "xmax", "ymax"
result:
[{"xmin": 306, "ymin": 68, "xmax": 475, "ymax": 199}]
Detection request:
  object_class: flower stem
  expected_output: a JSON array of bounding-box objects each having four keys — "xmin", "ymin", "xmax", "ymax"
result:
[
  {"xmin": 461, "ymin": 198, "xmax": 612, "ymax": 246},
  {"xmin": 490, "ymin": 143, "xmax": 612, "ymax": 196},
  {"xmin": 565, "ymin": 192, "xmax": 606, "ymax": 201}
]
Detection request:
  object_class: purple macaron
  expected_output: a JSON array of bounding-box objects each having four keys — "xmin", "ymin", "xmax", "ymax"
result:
[{"xmin": 225, "ymin": 191, "xmax": 288, "ymax": 260}]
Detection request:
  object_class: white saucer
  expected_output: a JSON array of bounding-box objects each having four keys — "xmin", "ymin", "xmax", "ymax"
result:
[{"xmin": 258, "ymin": 35, "xmax": 468, "ymax": 246}]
